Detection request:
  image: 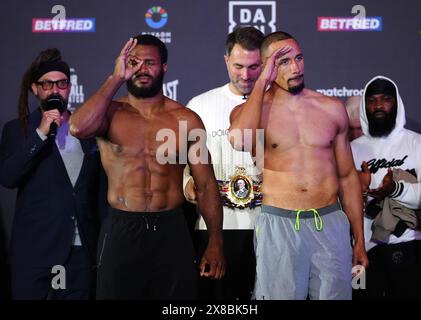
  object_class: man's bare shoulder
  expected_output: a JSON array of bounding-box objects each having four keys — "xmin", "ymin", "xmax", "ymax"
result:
[
  {"xmin": 304, "ymin": 89, "xmax": 342, "ymax": 106},
  {"xmin": 304, "ymin": 89, "xmax": 348, "ymax": 126},
  {"xmin": 164, "ymin": 98, "xmax": 205, "ymax": 129},
  {"xmin": 230, "ymin": 102, "xmax": 245, "ymax": 121},
  {"xmin": 116, "ymin": 95, "xmax": 129, "ymax": 103},
  {"xmin": 108, "ymin": 100, "xmax": 125, "ymax": 115},
  {"xmin": 305, "ymin": 89, "xmax": 345, "ymax": 113}
]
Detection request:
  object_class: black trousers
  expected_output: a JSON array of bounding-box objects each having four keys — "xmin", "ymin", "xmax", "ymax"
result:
[
  {"xmin": 195, "ymin": 229, "xmax": 255, "ymax": 300},
  {"xmin": 11, "ymin": 246, "xmax": 94, "ymax": 300},
  {"xmin": 96, "ymin": 207, "xmax": 197, "ymax": 300},
  {"xmin": 353, "ymin": 240, "xmax": 421, "ymax": 299}
]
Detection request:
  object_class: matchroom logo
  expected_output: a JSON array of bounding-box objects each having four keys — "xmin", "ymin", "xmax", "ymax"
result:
[
  {"xmin": 228, "ymin": 1, "xmax": 276, "ymax": 34},
  {"xmin": 318, "ymin": 16, "xmax": 382, "ymax": 32},
  {"xmin": 316, "ymin": 87, "xmax": 364, "ymax": 97}
]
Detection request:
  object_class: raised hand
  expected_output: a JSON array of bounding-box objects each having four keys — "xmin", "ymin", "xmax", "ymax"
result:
[
  {"xmin": 368, "ymin": 168, "xmax": 395, "ymax": 200},
  {"xmin": 38, "ymin": 109, "xmax": 62, "ymax": 136},
  {"xmin": 260, "ymin": 45, "xmax": 292, "ymax": 88},
  {"xmin": 358, "ymin": 161, "xmax": 371, "ymax": 193},
  {"xmin": 113, "ymin": 38, "xmax": 143, "ymax": 81}
]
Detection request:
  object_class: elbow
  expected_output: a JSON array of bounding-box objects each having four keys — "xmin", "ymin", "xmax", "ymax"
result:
[
  {"xmin": 229, "ymin": 136, "xmax": 245, "ymax": 151},
  {"xmin": 69, "ymin": 117, "xmax": 90, "ymax": 139},
  {"xmin": 69, "ymin": 124, "xmax": 80, "ymax": 138},
  {"xmin": 228, "ymin": 127, "xmax": 245, "ymax": 151},
  {"xmin": 69, "ymin": 117, "xmax": 82, "ymax": 138},
  {"xmin": 69, "ymin": 123, "xmax": 85, "ymax": 139}
]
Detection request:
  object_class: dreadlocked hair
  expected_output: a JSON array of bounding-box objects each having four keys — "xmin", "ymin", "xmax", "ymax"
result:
[{"xmin": 18, "ymin": 48, "xmax": 64, "ymax": 136}]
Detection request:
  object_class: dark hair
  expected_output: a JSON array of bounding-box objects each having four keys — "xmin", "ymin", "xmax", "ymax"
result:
[
  {"xmin": 225, "ymin": 27, "xmax": 264, "ymax": 56},
  {"xmin": 260, "ymin": 31, "xmax": 297, "ymax": 57},
  {"xmin": 133, "ymin": 34, "xmax": 168, "ymax": 64},
  {"xmin": 18, "ymin": 48, "xmax": 69, "ymax": 136}
]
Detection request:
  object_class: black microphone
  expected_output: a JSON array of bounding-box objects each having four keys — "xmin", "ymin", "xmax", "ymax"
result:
[
  {"xmin": 40, "ymin": 95, "xmax": 66, "ymax": 138},
  {"xmin": 49, "ymin": 122, "xmax": 58, "ymax": 138}
]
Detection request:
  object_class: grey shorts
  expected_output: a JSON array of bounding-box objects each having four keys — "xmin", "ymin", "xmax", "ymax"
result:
[{"xmin": 253, "ymin": 202, "xmax": 352, "ymax": 300}]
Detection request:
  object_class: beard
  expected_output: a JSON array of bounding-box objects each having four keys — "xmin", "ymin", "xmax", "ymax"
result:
[
  {"xmin": 367, "ymin": 105, "xmax": 397, "ymax": 137},
  {"xmin": 126, "ymin": 69, "xmax": 164, "ymax": 98},
  {"xmin": 40, "ymin": 93, "xmax": 68, "ymax": 113},
  {"xmin": 287, "ymin": 76, "xmax": 305, "ymax": 94},
  {"xmin": 233, "ymin": 79, "xmax": 255, "ymax": 96}
]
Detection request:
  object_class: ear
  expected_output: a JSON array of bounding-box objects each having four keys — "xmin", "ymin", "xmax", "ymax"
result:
[
  {"xmin": 224, "ymin": 54, "xmax": 229, "ymax": 65},
  {"xmin": 31, "ymin": 83, "xmax": 38, "ymax": 96},
  {"xmin": 162, "ymin": 63, "xmax": 168, "ymax": 73}
]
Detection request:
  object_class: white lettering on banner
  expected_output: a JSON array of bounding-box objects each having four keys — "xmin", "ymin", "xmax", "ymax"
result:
[
  {"xmin": 240, "ymin": 9, "xmax": 251, "ymax": 23},
  {"xmin": 317, "ymin": 17, "xmax": 382, "ymax": 31},
  {"xmin": 32, "ymin": 18, "xmax": 95, "ymax": 32},
  {"xmin": 68, "ymin": 68, "xmax": 85, "ymax": 111},
  {"xmin": 316, "ymin": 87, "xmax": 364, "ymax": 97},
  {"xmin": 163, "ymin": 80, "xmax": 179, "ymax": 101},
  {"xmin": 141, "ymin": 31, "xmax": 171, "ymax": 44},
  {"xmin": 228, "ymin": 1, "xmax": 276, "ymax": 33},
  {"xmin": 253, "ymin": 9, "xmax": 266, "ymax": 23}
]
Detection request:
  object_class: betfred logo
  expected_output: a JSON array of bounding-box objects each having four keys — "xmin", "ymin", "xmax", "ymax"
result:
[
  {"xmin": 318, "ymin": 17, "xmax": 382, "ymax": 32},
  {"xmin": 229, "ymin": 1, "xmax": 276, "ymax": 34},
  {"xmin": 32, "ymin": 18, "xmax": 96, "ymax": 33}
]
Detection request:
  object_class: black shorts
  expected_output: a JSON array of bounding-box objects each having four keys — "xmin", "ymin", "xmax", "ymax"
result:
[
  {"xmin": 96, "ymin": 207, "xmax": 197, "ymax": 300},
  {"xmin": 195, "ymin": 229, "xmax": 255, "ymax": 300}
]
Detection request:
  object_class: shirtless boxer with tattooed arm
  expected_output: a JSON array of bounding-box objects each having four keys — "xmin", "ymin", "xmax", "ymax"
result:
[
  {"xmin": 70, "ymin": 35, "xmax": 224, "ymax": 299},
  {"xmin": 229, "ymin": 31, "xmax": 368, "ymax": 300}
]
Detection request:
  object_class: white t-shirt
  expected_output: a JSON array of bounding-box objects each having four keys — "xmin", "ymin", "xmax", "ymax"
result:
[{"xmin": 184, "ymin": 84, "xmax": 261, "ymax": 230}]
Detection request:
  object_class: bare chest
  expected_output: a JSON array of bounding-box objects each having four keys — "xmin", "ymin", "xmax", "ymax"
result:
[
  {"xmin": 263, "ymin": 105, "xmax": 338, "ymax": 152},
  {"xmin": 104, "ymin": 111, "xmax": 186, "ymax": 160}
]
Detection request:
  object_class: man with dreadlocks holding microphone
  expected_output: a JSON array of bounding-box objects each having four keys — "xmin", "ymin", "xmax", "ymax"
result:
[{"xmin": 0, "ymin": 48, "xmax": 106, "ymax": 299}]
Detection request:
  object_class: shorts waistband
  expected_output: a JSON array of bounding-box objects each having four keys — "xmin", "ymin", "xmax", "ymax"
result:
[
  {"xmin": 109, "ymin": 206, "xmax": 183, "ymax": 219},
  {"xmin": 262, "ymin": 202, "xmax": 341, "ymax": 219}
]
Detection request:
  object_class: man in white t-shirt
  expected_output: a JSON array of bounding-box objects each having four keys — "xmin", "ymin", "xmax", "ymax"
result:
[{"xmin": 183, "ymin": 27, "xmax": 263, "ymax": 300}]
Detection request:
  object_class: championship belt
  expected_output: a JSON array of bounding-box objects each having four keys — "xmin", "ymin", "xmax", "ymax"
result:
[{"xmin": 218, "ymin": 166, "xmax": 262, "ymax": 209}]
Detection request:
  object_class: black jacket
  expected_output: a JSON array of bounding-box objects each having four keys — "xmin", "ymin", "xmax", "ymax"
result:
[{"xmin": 0, "ymin": 109, "xmax": 106, "ymax": 268}]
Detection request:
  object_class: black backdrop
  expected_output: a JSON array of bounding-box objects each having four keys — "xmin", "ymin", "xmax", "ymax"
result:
[{"xmin": 1, "ymin": 0, "xmax": 421, "ymax": 299}]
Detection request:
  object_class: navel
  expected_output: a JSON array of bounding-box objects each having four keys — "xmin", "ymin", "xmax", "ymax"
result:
[{"xmin": 272, "ymin": 143, "xmax": 278, "ymax": 149}]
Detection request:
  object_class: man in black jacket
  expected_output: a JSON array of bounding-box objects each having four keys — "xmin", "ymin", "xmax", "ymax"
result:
[{"xmin": 0, "ymin": 48, "xmax": 106, "ymax": 299}]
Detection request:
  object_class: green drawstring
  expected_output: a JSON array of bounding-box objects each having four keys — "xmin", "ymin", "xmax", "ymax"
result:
[
  {"xmin": 310, "ymin": 209, "xmax": 324, "ymax": 231},
  {"xmin": 294, "ymin": 210, "xmax": 303, "ymax": 231},
  {"xmin": 294, "ymin": 209, "xmax": 324, "ymax": 232}
]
